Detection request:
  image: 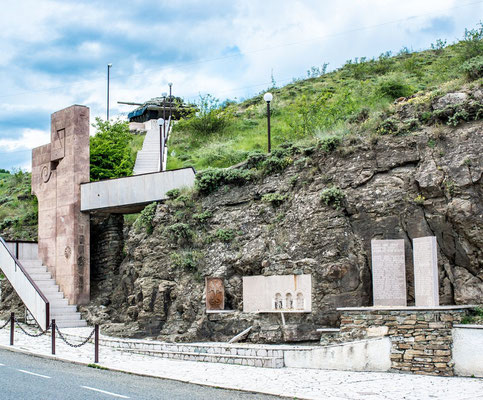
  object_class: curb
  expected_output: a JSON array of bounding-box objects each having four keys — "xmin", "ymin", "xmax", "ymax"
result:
[{"xmin": 0, "ymin": 343, "xmax": 299, "ymax": 399}]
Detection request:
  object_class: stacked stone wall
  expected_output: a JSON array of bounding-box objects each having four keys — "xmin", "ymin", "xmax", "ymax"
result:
[{"xmin": 339, "ymin": 308, "xmax": 470, "ymax": 376}]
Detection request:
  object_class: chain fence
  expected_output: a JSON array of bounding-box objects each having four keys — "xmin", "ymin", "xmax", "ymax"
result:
[
  {"xmin": 55, "ymin": 324, "xmax": 96, "ymax": 348},
  {"xmin": 0, "ymin": 318, "xmax": 10, "ymax": 330},
  {"xmin": 13, "ymin": 316, "xmax": 48, "ymax": 338}
]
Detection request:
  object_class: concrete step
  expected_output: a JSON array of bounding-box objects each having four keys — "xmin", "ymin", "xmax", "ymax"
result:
[
  {"xmin": 55, "ymin": 320, "xmax": 87, "ymax": 328},
  {"xmin": 50, "ymin": 313, "xmax": 81, "ymax": 321},
  {"xmin": 28, "ymin": 273, "xmax": 52, "ymax": 280},
  {"xmin": 23, "ymin": 266, "xmax": 48, "ymax": 274}
]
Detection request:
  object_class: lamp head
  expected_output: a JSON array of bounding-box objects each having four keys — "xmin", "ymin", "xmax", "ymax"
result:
[
  {"xmin": 157, "ymin": 118, "xmax": 163, "ymax": 126},
  {"xmin": 107, "ymin": 63, "xmax": 112, "ymax": 68},
  {"xmin": 162, "ymin": 92, "xmax": 167, "ymax": 97},
  {"xmin": 263, "ymin": 92, "xmax": 273, "ymax": 102},
  {"xmin": 168, "ymin": 82, "xmax": 173, "ymax": 87}
]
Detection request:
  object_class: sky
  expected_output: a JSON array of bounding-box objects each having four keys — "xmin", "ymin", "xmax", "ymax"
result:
[{"xmin": 0, "ymin": 0, "xmax": 482, "ymax": 171}]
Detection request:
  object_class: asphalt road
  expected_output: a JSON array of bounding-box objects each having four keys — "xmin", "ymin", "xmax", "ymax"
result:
[{"xmin": 0, "ymin": 349, "xmax": 284, "ymax": 400}]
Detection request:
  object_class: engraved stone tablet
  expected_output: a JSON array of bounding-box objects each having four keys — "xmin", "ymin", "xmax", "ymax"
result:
[
  {"xmin": 206, "ymin": 278, "xmax": 224, "ymax": 310},
  {"xmin": 413, "ymin": 236, "xmax": 439, "ymax": 307},
  {"xmin": 371, "ymin": 239, "xmax": 406, "ymax": 306}
]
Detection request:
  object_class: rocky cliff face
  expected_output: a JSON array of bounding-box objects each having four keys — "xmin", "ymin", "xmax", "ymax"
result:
[{"xmin": 82, "ymin": 105, "xmax": 482, "ymax": 342}]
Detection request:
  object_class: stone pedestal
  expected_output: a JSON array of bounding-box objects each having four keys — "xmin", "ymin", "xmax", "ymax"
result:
[
  {"xmin": 413, "ymin": 236, "xmax": 439, "ymax": 307},
  {"xmin": 32, "ymin": 105, "xmax": 90, "ymax": 305},
  {"xmin": 371, "ymin": 240, "xmax": 406, "ymax": 306}
]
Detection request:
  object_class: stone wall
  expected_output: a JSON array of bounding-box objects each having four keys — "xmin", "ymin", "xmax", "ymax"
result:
[{"xmin": 338, "ymin": 307, "xmax": 472, "ymax": 376}]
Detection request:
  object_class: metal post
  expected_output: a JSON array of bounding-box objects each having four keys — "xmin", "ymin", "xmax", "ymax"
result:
[
  {"xmin": 10, "ymin": 312, "xmax": 14, "ymax": 346},
  {"xmin": 168, "ymin": 83, "xmax": 173, "ymax": 120},
  {"xmin": 163, "ymin": 96, "xmax": 166, "ymax": 140},
  {"xmin": 107, "ymin": 64, "xmax": 112, "ymax": 120},
  {"xmin": 51, "ymin": 319, "xmax": 56, "ymax": 355},
  {"xmin": 267, "ymin": 101, "xmax": 271, "ymax": 153},
  {"xmin": 94, "ymin": 324, "xmax": 99, "ymax": 363}
]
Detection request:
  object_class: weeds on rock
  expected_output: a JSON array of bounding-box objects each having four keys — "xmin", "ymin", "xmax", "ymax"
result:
[
  {"xmin": 214, "ymin": 228, "xmax": 235, "ymax": 242},
  {"xmin": 135, "ymin": 202, "xmax": 157, "ymax": 234},
  {"xmin": 195, "ymin": 168, "xmax": 255, "ymax": 195},
  {"xmin": 414, "ymin": 194, "xmax": 426, "ymax": 205},
  {"xmin": 166, "ymin": 223, "xmax": 193, "ymax": 242},
  {"xmin": 320, "ymin": 187, "xmax": 345, "ymax": 210},
  {"xmin": 193, "ymin": 210, "xmax": 212, "ymax": 224},
  {"xmin": 262, "ymin": 192, "xmax": 288, "ymax": 207},
  {"xmin": 170, "ymin": 250, "xmax": 202, "ymax": 272}
]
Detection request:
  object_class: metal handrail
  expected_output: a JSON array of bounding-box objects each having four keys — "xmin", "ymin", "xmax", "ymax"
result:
[{"xmin": 0, "ymin": 237, "xmax": 50, "ymax": 329}]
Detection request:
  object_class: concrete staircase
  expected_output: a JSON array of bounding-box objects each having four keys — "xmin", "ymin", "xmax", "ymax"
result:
[
  {"xmin": 21, "ymin": 259, "xmax": 87, "ymax": 328},
  {"xmin": 133, "ymin": 120, "xmax": 161, "ymax": 175},
  {"xmin": 133, "ymin": 119, "xmax": 171, "ymax": 175}
]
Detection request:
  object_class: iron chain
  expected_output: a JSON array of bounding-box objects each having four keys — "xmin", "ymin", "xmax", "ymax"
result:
[
  {"xmin": 14, "ymin": 317, "xmax": 48, "ymax": 337},
  {"xmin": 55, "ymin": 325, "xmax": 95, "ymax": 348},
  {"xmin": 0, "ymin": 319, "xmax": 10, "ymax": 330}
]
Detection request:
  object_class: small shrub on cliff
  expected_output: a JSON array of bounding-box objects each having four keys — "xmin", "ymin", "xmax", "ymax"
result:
[
  {"xmin": 170, "ymin": 251, "xmax": 201, "ymax": 272},
  {"xmin": 166, "ymin": 189, "xmax": 181, "ymax": 199},
  {"xmin": 262, "ymin": 192, "xmax": 287, "ymax": 207},
  {"xmin": 135, "ymin": 202, "xmax": 157, "ymax": 234},
  {"xmin": 320, "ymin": 187, "xmax": 345, "ymax": 210},
  {"xmin": 195, "ymin": 168, "xmax": 255, "ymax": 195},
  {"xmin": 461, "ymin": 55, "xmax": 483, "ymax": 80},
  {"xmin": 261, "ymin": 149, "xmax": 293, "ymax": 175},
  {"xmin": 319, "ymin": 136, "xmax": 341, "ymax": 152},
  {"xmin": 214, "ymin": 228, "xmax": 235, "ymax": 242},
  {"xmin": 166, "ymin": 223, "xmax": 193, "ymax": 241},
  {"xmin": 376, "ymin": 76, "xmax": 414, "ymax": 100},
  {"xmin": 193, "ymin": 210, "xmax": 212, "ymax": 223}
]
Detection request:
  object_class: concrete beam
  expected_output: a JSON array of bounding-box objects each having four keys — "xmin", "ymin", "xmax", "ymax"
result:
[{"xmin": 80, "ymin": 168, "xmax": 196, "ymax": 213}]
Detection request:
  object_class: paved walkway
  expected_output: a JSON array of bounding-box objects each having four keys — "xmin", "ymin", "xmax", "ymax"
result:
[{"xmin": 0, "ymin": 322, "xmax": 481, "ymax": 400}]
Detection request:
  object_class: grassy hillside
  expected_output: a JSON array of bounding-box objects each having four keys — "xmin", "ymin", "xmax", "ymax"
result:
[{"xmin": 167, "ymin": 25, "xmax": 483, "ymax": 171}]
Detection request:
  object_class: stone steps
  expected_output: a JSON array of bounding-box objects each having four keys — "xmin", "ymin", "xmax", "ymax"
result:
[{"xmin": 20, "ymin": 258, "xmax": 87, "ymax": 328}]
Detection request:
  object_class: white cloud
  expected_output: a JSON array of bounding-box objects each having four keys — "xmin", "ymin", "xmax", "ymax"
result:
[{"xmin": 0, "ymin": 128, "xmax": 50, "ymax": 152}]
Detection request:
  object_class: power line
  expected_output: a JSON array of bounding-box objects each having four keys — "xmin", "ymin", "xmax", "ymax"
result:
[{"xmin": 0, "ymin": 0, "xmax": 481, "ymax": 101}]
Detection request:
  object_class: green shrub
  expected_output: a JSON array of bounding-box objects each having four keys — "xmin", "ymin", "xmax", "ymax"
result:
[
  {"xmin": 262, "ymin": 192, "xmax": 287, "ymax": 207},
  {"xmin": 175, "ymin": 94, "xmax": 233, "ymax": 136},
  {"xmin": 135, "ymin": 202, "xmax": 157, "ymax": 234},
  {"xmin": 377, "ymin": 118, "xmax": 399, "ymax": 135},
  {"xmin": 376, "ymin": 77, "xmax": 414, "ymax": 99},
  {"xmin": 320, "ymin": 187, "xmax": 345, "ymax": 210},
  {"xmin": 90, "ymin": 118, "xmax": 135, "ymax": 181},
  {"xmin": 166, "ymin": 189, "xmax": 181, "ymax": 199},
  {"xmin": 457, "ymin": 24, "xmax": 483, "ymax": 60},
  {"xmin": 319, "ymin": 136, "xmax": 341, "ymax": 152},
  {"xmin": 214, "ymin": 228, "xmax": 235, "ymax": 242},
  {"xmin": 193, "ymin": 210, "xmax": 212, "ymax": 223},
  {"xmin": 461, "ymin": 55, "xmax": 483, "ymax": 80},
  {"xmin": 170, "ymin": 251, "xmax": 201, "ymax": 272},
  {"xmin": 195, "ymin": 168, "xmax": 255, "ymax": 195},
  {"xmin": 166, "ymin": 223, "xmax": 193, "ymax": 241}
]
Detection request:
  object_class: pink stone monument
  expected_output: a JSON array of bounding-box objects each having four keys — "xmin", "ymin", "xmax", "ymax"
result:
[{"xmin": 32, "ymin": 105, "xmax": 90, "ymax": 305}]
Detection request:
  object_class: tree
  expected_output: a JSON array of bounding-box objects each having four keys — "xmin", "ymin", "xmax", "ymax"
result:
[{"xmin": 90, "ymin": 118, "xmax": 135, "ymax": 181}]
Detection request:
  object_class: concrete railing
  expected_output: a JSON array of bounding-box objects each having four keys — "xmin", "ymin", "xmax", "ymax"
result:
[{"xmin": 0, "ymin": 238, "xmax": 49, "ymax": 330}]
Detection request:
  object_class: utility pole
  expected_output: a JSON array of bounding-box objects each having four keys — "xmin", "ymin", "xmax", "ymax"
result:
[
  {"xmin": 168, "ymin": 82, "xmax": 173, "ymax": 120},
  {"xmin": 107, "ymin": 64, "xmax": 112, "ymax": 120}
]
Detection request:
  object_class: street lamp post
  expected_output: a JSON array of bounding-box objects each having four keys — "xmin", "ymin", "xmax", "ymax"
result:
[
  {"xmin": 263, "ymin": 92, "xmax": 273, "ymax": 153},
  {"xmin": 107, "ymin": 64, "xmax": 112, "ymax": 120},
  {"xmin": 168, "ymin": 83, "xmax": 173, "ymax": 120}
]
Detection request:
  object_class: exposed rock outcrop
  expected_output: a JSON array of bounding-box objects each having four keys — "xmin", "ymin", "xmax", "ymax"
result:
[{"xmin": 83, "ymin": 116, "xmax": 482, "ymax": 343}]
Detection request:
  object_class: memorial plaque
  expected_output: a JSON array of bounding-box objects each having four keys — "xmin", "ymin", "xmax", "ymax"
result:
[
  {"xmin": 242, "ymin": 274, "xmax": 312, "ymax": 312},
  {"xmin": 206, "ymin": 278, "xmax": 224, "ymax": 310},
  {"xmin": 413, "ymin": 236, "xmax": 439, "ymax": 307},
  {"xmin": 371, "ymin": 240, "xmax": 407, "ymax": 306}
]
